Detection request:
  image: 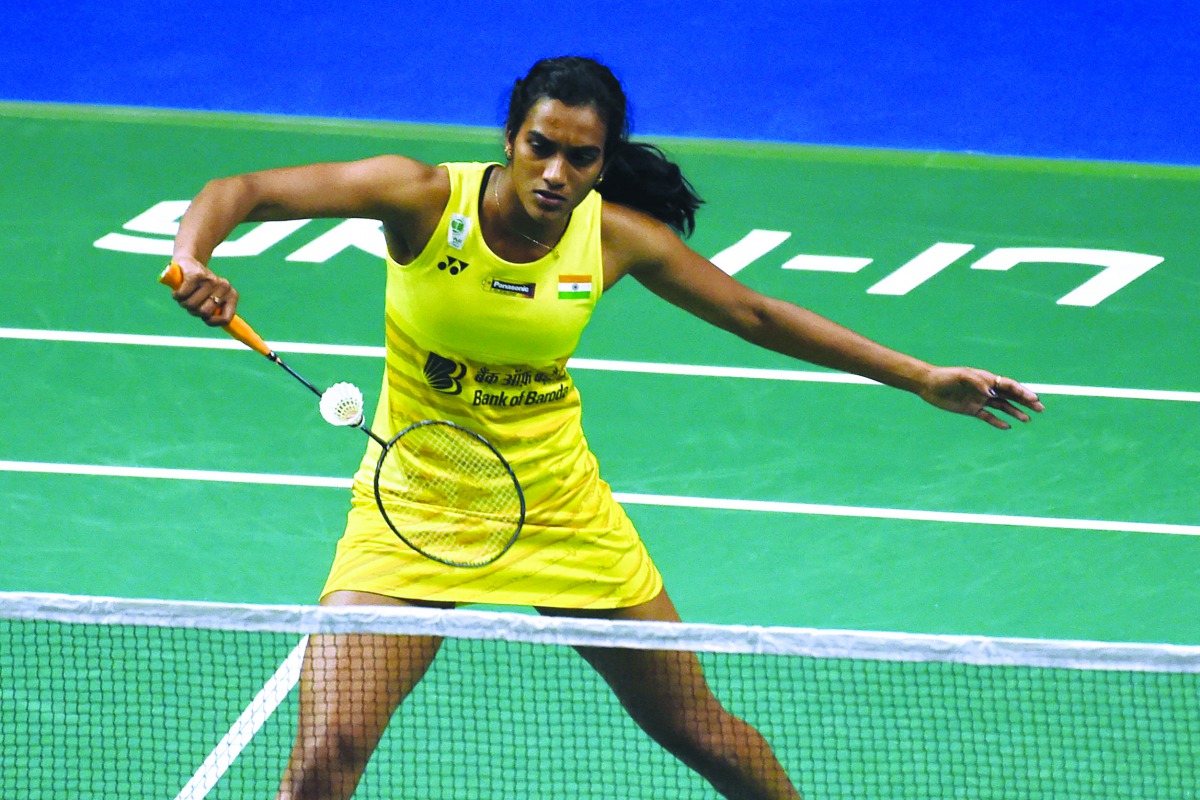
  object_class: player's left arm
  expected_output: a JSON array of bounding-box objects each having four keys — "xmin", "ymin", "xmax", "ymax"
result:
[{"xmin": 602, "ymin": 204, "xmax": 1043, "ymax": 429}]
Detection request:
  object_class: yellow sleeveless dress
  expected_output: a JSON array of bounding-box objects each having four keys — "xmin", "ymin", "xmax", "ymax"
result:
[{"xmin": 321, "ymin": 162, "xmax": 663, "ymax": 609}]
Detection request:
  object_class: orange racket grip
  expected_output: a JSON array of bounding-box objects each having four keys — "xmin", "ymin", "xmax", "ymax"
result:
[{"xmin": 159, "ymin": 262, "xmax": 273, "ymax": 357}]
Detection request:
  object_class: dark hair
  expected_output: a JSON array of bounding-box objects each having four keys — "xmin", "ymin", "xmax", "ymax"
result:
[{"xmin": 505, "ymin": 56, "xmax": 703, "ymax": 237}]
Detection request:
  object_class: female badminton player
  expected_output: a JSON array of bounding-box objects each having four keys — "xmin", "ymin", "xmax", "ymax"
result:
[{"xmin": 167, "ymin": 56, "xmax": 1044, "ymax": 800}]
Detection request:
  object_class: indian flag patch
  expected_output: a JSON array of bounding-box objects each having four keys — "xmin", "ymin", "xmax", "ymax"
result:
[{"xmin": 557, "ymin": 274, "xmax": 593, "ymax": 300}]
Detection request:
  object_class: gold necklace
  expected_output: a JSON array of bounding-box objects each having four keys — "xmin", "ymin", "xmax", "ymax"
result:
[{"xmin": 492, "ymin": 169, "xmax": 553, "ymax": 251}]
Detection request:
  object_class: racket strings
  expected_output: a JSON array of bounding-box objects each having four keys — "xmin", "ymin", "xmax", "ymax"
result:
[{"xmin": 375, "ymin": 421, "xmax": 523, "ymax": 566}]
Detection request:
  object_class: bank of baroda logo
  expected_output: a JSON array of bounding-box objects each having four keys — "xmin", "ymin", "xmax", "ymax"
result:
[{"xmin": 423, "ymin": 352, "xmax": 467, "ymax": 395}]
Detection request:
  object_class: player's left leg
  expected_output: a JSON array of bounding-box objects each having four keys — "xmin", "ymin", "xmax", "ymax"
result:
[{"xmin": 539, "ymin": 590, "xmax": 802, "ymax": 800}]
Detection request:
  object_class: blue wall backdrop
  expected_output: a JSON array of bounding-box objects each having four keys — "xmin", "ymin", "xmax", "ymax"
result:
[{"xmin": 3, "ymin": 0, "xmax": 1198, "ymax": 164}]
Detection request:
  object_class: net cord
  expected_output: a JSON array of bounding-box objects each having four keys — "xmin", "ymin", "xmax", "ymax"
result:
[{"xmin": 3, "ymin": 591, "xmax": 1199, "ymax": 673}]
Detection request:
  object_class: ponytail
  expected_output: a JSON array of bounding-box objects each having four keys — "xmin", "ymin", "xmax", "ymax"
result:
[
  {"xmin": 598, "ymin": 140, "xmax": 703, "ymax": 237},
  {"xmin": 506, "ymin": 56, "xmax": 704, "ymax": 237}
]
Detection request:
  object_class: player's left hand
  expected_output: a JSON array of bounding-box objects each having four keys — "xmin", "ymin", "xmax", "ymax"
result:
[{"xmin": 919, "ymin": 367, "xmax": 1045, "ymax": 429}]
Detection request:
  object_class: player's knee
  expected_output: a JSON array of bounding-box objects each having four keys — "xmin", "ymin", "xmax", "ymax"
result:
[
  {"xmin": 670, "ymin": 712, "xmax": 773, "ymax": 781},
  {"xmin": 330, "ymin": 729, "xmax": 374, "ymax": 772},
  {"xmin": 282, "ymin": 732, "xmax": 372, "ymax": 800},
  {"xmin": 651, "ymin": 709, "xmax": 742, "ymax": 762}
]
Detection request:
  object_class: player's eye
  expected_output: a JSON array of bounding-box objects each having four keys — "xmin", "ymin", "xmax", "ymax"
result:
[
  {"xmin": 527, "ymin": 136, "xmax": 554, "ymax": 157},
  {"xmin": 569, "ymin": 149, "xmax": 601, "ymax": 167}
]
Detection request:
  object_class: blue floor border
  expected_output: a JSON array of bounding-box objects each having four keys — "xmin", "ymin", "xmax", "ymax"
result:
[{"xmin": 5, "ymin": 1, "xmax": 1199, "ymax": 165}]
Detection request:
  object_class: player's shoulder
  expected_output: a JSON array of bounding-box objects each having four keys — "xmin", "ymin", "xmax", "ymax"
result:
[
  {"xmin": 360, "ymin": 154, "xmax": 447, "ymax": 191},
  {"xmin": 601, "ymin": 198, "xmax": 686, "ymax": 271},
  {"xmin": 344, "ymin": 154, "xmax": 450, "ymax": 214}
]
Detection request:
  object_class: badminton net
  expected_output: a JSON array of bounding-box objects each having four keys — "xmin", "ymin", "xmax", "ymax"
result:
[{"xmin": 2, "ymin": 591, "xmax": 1198, "ymax": 799}]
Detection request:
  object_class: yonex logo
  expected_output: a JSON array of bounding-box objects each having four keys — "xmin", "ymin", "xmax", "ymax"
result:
[{"xmin": 437, "ymin": 256, "xmax": 469, "ymax": 275}]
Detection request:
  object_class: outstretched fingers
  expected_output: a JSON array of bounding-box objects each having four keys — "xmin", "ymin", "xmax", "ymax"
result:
[
  {"xmin": 922, "ymin": 367, "xmax": 1045, "ymax": 429},
  {"xmin": 973, "ymin": 374, "xmax": 1044, "ymax": 429},
  {"xmin": 992, "ymin": 375, "xmax": 1044, "ymax": 414}
]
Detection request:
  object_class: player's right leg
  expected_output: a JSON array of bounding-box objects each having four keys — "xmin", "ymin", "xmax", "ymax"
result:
[{"xmin": 276, "ymin": 591, "xmax": 448, "ymax": 800}]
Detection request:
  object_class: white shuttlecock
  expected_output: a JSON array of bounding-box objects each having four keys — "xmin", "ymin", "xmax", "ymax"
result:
[{"xmin": 319, "ymin": 382, "xmax": 364, "ymax": 427}]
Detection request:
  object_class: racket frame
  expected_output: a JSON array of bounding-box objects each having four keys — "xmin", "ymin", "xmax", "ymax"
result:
[{"xmin": 370, "ymin": 419, "xmax": 526, "ymax": 569}]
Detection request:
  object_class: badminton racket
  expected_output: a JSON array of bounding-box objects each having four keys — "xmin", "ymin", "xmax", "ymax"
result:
[{"xmin": 159, "ymin": 262, "xmax": 525, "ymax": 567}]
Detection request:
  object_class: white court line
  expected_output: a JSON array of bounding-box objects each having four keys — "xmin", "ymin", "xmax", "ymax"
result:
[
  {"xmin": 0, "ymin": 460, "xmax": 352, "ymax": 488},
  {"xmin": 172, "ymin": 637, "xmax": 307, "ymax": 800},
  {"xmin": 0, "ymin": 326, "xmax": 384, "ymax": 357},
  {"xmin": 2, "ymin": 326, "xmax": 1199, "ymax": 403},
  {"xmin": 1, "ymin": 459, "xmax": 1197, "ymax": 538}
]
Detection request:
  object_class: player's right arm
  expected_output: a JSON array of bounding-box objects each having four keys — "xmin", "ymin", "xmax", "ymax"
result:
[{"xmin": 170, "ymin": 155, "xmax": 449, "ymax": 325}]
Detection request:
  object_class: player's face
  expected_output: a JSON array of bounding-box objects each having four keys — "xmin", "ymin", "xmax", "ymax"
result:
[{"xmin": 507, "ymin": 98, "xmax": 606, "ymax": 224}]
